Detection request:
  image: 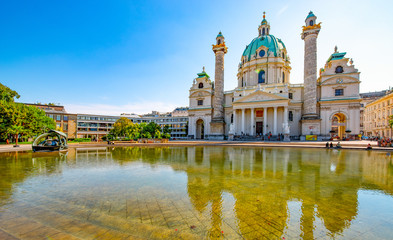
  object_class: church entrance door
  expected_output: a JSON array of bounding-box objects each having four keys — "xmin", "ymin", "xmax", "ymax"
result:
[
  {"xmin": 256, "ymin": 121, "xmax": 263, "ymax": 136},
  {"xmin": 196, "ymin": 119, "xmax": 204, "ymax": 139},
  {"xmin": 331, "ymin": 113, "xmax": 346, "ymax": 140}
]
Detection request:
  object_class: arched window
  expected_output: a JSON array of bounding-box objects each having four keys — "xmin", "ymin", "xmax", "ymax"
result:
[
  {"xmin": 231, "ymin": 114, "xmax": 234, "ymax": 123},
  {"xmin": 335, "ymin": 66, "xmax": 344, "ymax": 73},
  {"xmin": 198, "ymin": 82, "xmax": 203, "ymax": 88},
  {"xmin": 217, "ymin": 39, "xmax": 221, "ymax": 45},
  {"xmin": 258, "ymin": 70, "xmax": 265, "ymax": 84},
  {"xmin": 262, "ymin": 28, "xmax": 265, "ymax": 35},
  {"xmin": 241, "ymin": 78, "xmax": 244, "ymax": 87},
  {"xmin": 267, "ymin": 28, "xmax": 269, "ymax": 35},
  {"xmin": 282, "ymin": 72, "xmax": 285, "ymax": 83},
  {"xmin": 309, "ymin": 20, "xmax": 314, "ymax": 26}
]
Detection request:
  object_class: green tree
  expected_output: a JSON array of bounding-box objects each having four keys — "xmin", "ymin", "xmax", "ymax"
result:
[
  {"xmin": 389, "ymin": 115, "xmax": 393, "ymax": 129},
  {"xmin": 0, "ymin": 83, "xmax": 20, "ymax": 102},
  {"xmin": 110, "ymin": 117, "xmax": 133, "ymax": 138},
  {"xmin": 0, "ymin": 83, "xmax": 55, "ymax": 144},
  {"xmin": 144, "ymin": 122, "xmax": 161, "ymax": 138}
]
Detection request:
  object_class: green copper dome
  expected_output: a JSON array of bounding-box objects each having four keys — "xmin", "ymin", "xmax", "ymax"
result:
[
  {"xmin": 306, "ymin": 11, "xmax": 315, "ymax": 20},
  {"xmin": 217, "ymin": 31, "xmax": 223, "ymax": 38},
  {"xmin": 242, "ymin": 35, "xmax": 286, "ymax": 61}
]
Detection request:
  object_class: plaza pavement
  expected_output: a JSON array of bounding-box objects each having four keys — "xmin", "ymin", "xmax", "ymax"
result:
[{"xmin": 0, "ymin": 140, "xmax": 392, "ymax": 153}]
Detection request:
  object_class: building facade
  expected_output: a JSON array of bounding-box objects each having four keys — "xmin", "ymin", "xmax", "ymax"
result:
[
  {"xmin": 25, "ymin": 103, "xmax": 77, "ymax": 139},
  {"xmin": 188, "ymin": 11, "xmax": 361, "ymax": 140},
  {"xmin": 363, "ymin": 90, "xmax": 393, "ymax": 138},
  {"xmin": 76, "ymin": 108, "xmax": 188, "ymax": 140}
]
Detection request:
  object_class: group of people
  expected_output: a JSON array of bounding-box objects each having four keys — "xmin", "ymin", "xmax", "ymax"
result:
[
  {"xmin": 325, "ymin": 141, "xmax": 342, "ymax": 149},
  {"xmin": 378, "ymin": 138, "xmax": 392, "ymax": 147}
]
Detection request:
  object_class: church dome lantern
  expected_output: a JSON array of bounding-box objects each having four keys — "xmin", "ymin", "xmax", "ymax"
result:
[{"xmin": 242, "ymin": 13, "xmax": 287, "ymax": 62}]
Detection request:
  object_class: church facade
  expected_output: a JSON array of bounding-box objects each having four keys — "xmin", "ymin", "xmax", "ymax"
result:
[{"xmin": 188, "ymin": 12, "xmax": 361, "ymax": 140}]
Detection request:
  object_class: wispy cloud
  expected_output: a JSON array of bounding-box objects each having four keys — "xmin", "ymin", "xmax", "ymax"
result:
[
  {"xmin": 277, "ymin": 4, "xmax": 289, "ymax": 16},
  {"xmin": 65, "ymin": 101, "xmax": 178, "ymax": 116}
]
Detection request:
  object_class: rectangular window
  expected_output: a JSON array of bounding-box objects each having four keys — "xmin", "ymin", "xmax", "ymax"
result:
[
  {"xmin": 197, "ymin": 100, "xmax": 203, "ymax": 106},
  {"xmin": 335, "ymin": 89, "xmax": 344, "ymax": 96},
  {"xmin": 63, "ymin": 115, "xmax": 68, "ymax": 121},
  {"xmin": 289, "ymin": 111, "xmax": 293, "ymax": 121},
  {"xmin": 49, "ymin": 114, "xmax": 53, "ymax": 119},
  {"xmin": 56, "ymin": 115, "xmax": 61, "ymax": 121},
  {"xmin": 63, "ymin": 123, "xmax": 68, "ymax": 131},
  {"xmin": 288, "ymin": 93, "xmax": 293, "ymax": 99}
]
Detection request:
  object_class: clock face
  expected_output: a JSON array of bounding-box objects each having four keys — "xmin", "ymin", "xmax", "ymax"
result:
[
  {"xmin": 259, "ymin": 50, "xmax": 265, "ymax": 57},
  {"xmin": 336, "ymin": 79, "xmax": 343, "ymax": 84}
]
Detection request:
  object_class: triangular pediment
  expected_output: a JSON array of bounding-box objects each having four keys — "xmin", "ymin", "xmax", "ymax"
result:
[{"xmin": 233, "ymin": 90, "xmax": 288, "ymax": 104}]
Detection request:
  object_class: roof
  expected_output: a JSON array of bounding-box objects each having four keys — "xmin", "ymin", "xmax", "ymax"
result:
[
  {"xmin": 197, "ymin": 71, "xmax": 210, "ymax": 78},
  {"xmin": 306, "ymin": 11, "xmax": 316, "ymax": 20},
  {"xmin": 327, "ymin": 52, "xmax": 347, "ymax": 62},
  {"xmin": 217, "ymin": 31, "xmax": 223, "ymax": 38},
  {"xmin": 242, "ymin": 34, "xmax": 286, "ymax": 61}
]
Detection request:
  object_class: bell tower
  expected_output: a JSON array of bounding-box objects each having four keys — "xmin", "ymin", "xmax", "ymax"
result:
[
  {"xmin": 301, "ymin": 11, "xmax": 322, "ymax": 137},
  {"xmin": 210, "ymin": 32, "xmax": 228, "ymax": 140}
]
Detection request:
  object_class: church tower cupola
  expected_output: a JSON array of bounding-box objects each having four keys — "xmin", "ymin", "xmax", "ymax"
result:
[
  {"xmin": 258, "ymin": 12, "xmax": 270, "ymax": 36},
  {"xmin": 305, "ymin": 11, "xmax": 317, "ymax": 27},
  {"xmin": 216, "ymin": 31, "xmax": 224, "ymax": 45}
]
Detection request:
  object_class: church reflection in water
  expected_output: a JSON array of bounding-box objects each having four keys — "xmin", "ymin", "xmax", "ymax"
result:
[{"xmin": 0, "ymin": 147, "xmax": 392, "ymax": 239}]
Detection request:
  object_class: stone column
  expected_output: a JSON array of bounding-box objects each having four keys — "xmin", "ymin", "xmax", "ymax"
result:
[
  {"xmin": 250, "ymin": 108, "xmax": 255, "ymax": 136},
  {"xmin": 233, "ymin": 109, "xmax": 237, "ymax": 135},
  {"xmin": 284, "ymin": 106, "xmax": 288, "ymax": 125},
  {"xmin": 263, "ymin": 107, "xmax": 267, "ymax": 134},
  {"xmin": 302, "ymin": 30, "xmax": 320, "ymax": 117},
  {"xmin": 273, "ymin": 106, "xmax": 278, "ymax": 135},
  {"xmin": 241, "ymin": 108, "xmax": 245, "ymax": 134},
  {"xmin": 213, "ymin": 50, "xmax": 225, "ymax": 120},
  {"xmin": 210, "ymin": 33, "xmax": 228, "ymax": 139},
  {"xmin": 300, "ymin": 13, "xmax": 322, "ymax": 136}
]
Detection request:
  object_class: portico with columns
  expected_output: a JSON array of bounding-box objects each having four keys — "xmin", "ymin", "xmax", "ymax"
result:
[{"xmin": 231, "ymin": 90, "xmax": 290, "ymax": 136}]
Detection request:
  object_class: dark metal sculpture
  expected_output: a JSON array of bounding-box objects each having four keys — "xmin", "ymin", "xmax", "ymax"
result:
[{"xmin": 32, "ymin": 130, "xmax": 68, "ymax": 152}]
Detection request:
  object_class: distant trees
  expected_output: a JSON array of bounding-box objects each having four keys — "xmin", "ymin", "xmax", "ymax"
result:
[
  {"xmin": 0, "ymin": 83, "xmax": 56, "ymax": 144},
  {"xmin": 109, "ymin": 118, "xmax": 171, "ymax": 140}
]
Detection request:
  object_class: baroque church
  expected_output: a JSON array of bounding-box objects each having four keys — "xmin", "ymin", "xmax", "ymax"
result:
[{"xmin": 188, "ymin": 12, "xmax": 361, "ymax": 140}]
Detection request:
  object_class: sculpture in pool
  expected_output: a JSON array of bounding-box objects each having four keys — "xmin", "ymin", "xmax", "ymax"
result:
[{"xmin": 32, "ymin": 130, "xmax": 68, "ymax": 152}]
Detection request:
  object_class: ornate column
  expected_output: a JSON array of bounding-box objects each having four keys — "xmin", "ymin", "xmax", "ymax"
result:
[
  {"xmin": 233, "ymin": 109, "xmax": 237, "ymax": 135},
  {"xmin": 300, "ymin": 11, "xmax": 322, "ymax": 137},
  {"xmin": 263, "ymin": 107, "xmax": 267, "ymax": 134},
  {"xmin": 241, "ymin": 108, "xmax": 245, "ymax": 134},
  {"xmin": 250, "ymin": 108, "xmax": 255, "ymax": 136},
  {"xmin": 284, "ymin": 106, "xmax": 288, "ymax": 125},
  {"xmin": 273, "ymin": 106, "xmax": 278, "ymax": 135},
  {"xmin": 210, "ymin": 32, "xmax": 228, "ymax": 140}
]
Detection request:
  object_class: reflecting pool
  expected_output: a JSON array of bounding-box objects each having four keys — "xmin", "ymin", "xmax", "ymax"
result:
[{"xmin": 0, "ymin": 147, "xmax": 393, "ymax": 239}]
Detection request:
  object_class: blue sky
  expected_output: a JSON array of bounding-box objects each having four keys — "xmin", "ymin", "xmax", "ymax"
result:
[{"xmin": 1, "ymin": 0, "xmax": 392, "ymax": 115}]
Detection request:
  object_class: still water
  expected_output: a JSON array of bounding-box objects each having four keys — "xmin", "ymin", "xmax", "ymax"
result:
[{"xmin": 0, "ymin": 147, "xmax": 393, "ymax": 239}]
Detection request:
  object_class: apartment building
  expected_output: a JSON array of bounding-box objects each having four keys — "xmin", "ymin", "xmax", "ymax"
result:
[{"xmin": 363, "ymin": 90, "xmax": 393, "ymax": 138}]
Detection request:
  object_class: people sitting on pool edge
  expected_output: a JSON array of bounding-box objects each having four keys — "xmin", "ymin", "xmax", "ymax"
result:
[
  {"xmin": 366, "ymin": 143, "xmax": 372, "ymax": 150},
  {"xmin": 336, "ymin": 142, "xmax": 342, "ymax": 149}
]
